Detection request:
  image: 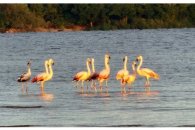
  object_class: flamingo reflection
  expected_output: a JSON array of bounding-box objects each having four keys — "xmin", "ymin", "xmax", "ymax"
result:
[{"xmin": 39, "ymin": 89, "xmax": 54, "ymax": 102}]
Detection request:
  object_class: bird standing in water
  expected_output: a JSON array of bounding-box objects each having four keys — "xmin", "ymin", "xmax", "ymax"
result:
[
  {"xmin": 32, "ymin": 59, "xmax": 54, "ymax": 92},
  {"xmin": 17, "ymin": 60, "xmax": 32, "ymax": 93},
  {"xmin": 73, "ymin": 58, "xmax": 92, "ymax": 94},
  {"xmin": 136, "ymin": 55, "xmax": 160, "ymax": 91},
  {"xmin": 122, "ymin": 61, "xmax": 137, "ymax": 93},
  {"xmin": 87, "ymin": 58, "xmax": 98, "ymax": 93},
  {"xmin": 93, "ymin": 54, "xmax": 111, "ymax": 94},
  {"xmin": 116, "ymin": 56, "xmax": 129, "ymax": 94}
]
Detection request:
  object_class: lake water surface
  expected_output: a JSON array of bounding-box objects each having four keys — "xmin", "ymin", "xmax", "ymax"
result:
[{"xmin": 0, "ymin": 29, "xmax": 195, "ymax": 127}]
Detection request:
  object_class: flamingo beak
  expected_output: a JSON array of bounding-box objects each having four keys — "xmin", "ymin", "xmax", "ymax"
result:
[
  {"xmin": 123, "ymin": 58, "xmax": 125, "ymax": 62},
  {"xmin": 27, "ymin": 62, "xmax": 31, "ymax": 66}
]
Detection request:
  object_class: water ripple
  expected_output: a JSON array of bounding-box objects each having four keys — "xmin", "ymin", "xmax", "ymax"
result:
[{"xmin": 0, "ymin": 105, "xmax": 44, "ymax": 109}]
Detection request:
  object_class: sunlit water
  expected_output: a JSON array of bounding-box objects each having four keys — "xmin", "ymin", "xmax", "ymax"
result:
[{"xmin": 0, "ymin": 29, "xmax": 195, "ymax": 127}]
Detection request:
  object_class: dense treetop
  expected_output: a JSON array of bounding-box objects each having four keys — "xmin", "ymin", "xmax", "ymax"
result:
[{"xmin": 0, "ymin": 4, "xmax": 194, "ymax": 32}]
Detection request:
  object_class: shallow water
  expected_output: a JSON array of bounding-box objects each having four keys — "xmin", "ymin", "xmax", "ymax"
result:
[{"xmin": 0, "ymin": 29, "xmax": 195, "ymax": 127}]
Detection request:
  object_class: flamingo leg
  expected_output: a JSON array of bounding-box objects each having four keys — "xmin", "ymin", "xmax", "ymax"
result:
[
  {"xmin": 128, "ymin": 83, "xmax": 132, "ymax": 93},
  {"xmin": 86, "ymin": 81, "xmax": 89, "ymax": 94},
  {"xmin": 121, "ymin": 82, "xmax": 126, "ymax": 95},
  {"xmin": 147, "ymin": 79, "xmax": 151, "ymax": 87},
  {"xmin": 144, "ymin": 77, "xmax": 151, "ymax": 92},
  {"xmin": 25, "ymin": 82, "xmax": 28, "ymax": 93},
  {"xmin": 21, "ymin": 83, "xmax": 24, "ymax": 94},
  {"xmin": 146, "ymin": 86, "xmax": 150, "ymax": 92},
  {"xmin": 146, "ymin": 79, "xmax": 151, "ymax": 93},
  {"xmin": 81, "ymin": 81, "xmax": 84, "ymax": 94},
  {"xmin": 93, "ymin": 81, "xmax": 97, "ymax": 92},
  {"xmin": 99, "ymin": 81, "xmax": 102, "ymax": 93},
  {"xmin": 123, "ymin": 83, "xmax": 126, "ymax": 94},
  {"xmin": 144, "ymin": 81, "xmax": 147, "ymax": 87},
  {"xmin": 76, "ymin": 81, "xmax": 81, "ymax": 92},
  {"xmin": 78, "ymin": 81, "xmax": 81, "ymax": 91},
  {"xmin": 87, "ymin": 81, "xmax": 91, "ymax": 94},
  {"xmin": 120, "ymin": 80, "xmax": 123, "ymax": 94},
  {"xmin": 40, "ymin": 81, "xmax": 44, "ymax": 93},
  {"xmin": 144, "ymin": 78, "xmax": 148, "ymax": 91},
  {"xmin": 90, "ymin": 81, "xmax": 93, "ymax": 90},
  {"xmin": 75, "ymin": 81, "xmax": 79, "ymax": 88},
  {"xmin": 106, "ymin": 80, "xmax": 108, "ymax": 94},
  {"xmin": 145, "ymin": 85, "xmax": 150, "ymax": 95},
  {"xmin": 88, "ymin": 81, "xmax": 90, "ymax": 93},
  {"xmin": 90, "ymin": 81, "xmax": 96, "ymax": 93},
  {"xmin": 144, "ymin": 84, "xmax": 147, "ymax": 91}
]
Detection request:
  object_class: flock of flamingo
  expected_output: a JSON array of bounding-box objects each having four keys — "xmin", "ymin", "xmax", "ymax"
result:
[{"xmin": 17, "ymin": 53, "xmax": 160, "ymax": 96}]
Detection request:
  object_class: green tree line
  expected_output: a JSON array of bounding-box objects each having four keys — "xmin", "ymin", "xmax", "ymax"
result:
[{"xmin": 0, "ymin": 4, "xmax": 194, "ymax": 31}]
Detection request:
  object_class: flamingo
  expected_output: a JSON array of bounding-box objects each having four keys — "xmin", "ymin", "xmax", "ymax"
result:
[
  {"xmin": 116, "ymin": 56, "xmax": 129, "ymax": 94},
  {"xmin": 122, "ymin": 61, "xmax": 137, "ymax": 93},
  {"xmin": 87, "ymin": 58, "xmax": 98, "ymax": 93},
  {"xmin": 32, "ymin": 59, "xmax": 54, "ymax": 92},
  {"xmin": 136, "ymin": 55, "xmax": 160, "ymax": 91},
  {"xmin": 44, "ymin": 59, "xmax": 54, "ymax": 81},
  {"xmin": 17, "ymin": 60, "xmax": 32, "ymax": 93},
  {"xmin": 73, "ymin": 58, "xmax": 91, "ymax": 94},
  {"xmin": 94, "ymin": 54, "xmax": 111, "ymax": 94}
]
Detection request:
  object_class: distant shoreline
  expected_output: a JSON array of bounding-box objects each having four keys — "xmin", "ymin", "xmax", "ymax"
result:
[
  {"xmin": 0, "ymin": 25, "xmax": 87, "ymax": 33},
  {"xmin": 1, "ymin": 27, "xmax": 195, "ymax": 33}
]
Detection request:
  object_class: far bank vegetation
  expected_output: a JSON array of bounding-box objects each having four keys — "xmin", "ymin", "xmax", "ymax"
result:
[{"xmin": 0, "ymin": 4, "xmax": 194, "ymax": 32}]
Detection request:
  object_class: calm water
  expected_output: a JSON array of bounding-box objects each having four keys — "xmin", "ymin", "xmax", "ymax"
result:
[{"xmin": 0, "ymin": 29, "xmax": 195, "ymax": 127}]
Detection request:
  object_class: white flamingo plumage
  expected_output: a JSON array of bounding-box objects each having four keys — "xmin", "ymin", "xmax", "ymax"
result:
[{"xmin": 17, "ymin": 60, "xmax": 32, "ymax": 93}]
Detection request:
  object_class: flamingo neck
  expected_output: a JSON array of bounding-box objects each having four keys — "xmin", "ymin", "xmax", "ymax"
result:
[
  {"xmin": 132, "ymin": 64, "xmax": 136, "ymax": 75},
  {"xmin": 104, "ymin": 57, "xmax": 107, "ymax": 68},
  {"xmin": 92, "ymin": 60, "xmax": 95, "ymax": 73},
  {"xmin": 137, "ymin": 57, "xmax": 143, "ymax": 73},
  {"xmin": 45, "ymin": 61, "xmax": 49, "ymax": 74},
  {"xmin": 27, "ymin": 65, "xmax": 31, "ymax": 74},
  {"xmin": 86, "ymin": 61, "xmax": 91, "ymax": 75},
  {"xmin": 124, "ymin": 57, "xmax": 127, "ymax": 71},
  {"xmin": 48, "ymin": 63, "xmax": 53, "ymax": 77},
  {"xmin": 105, "ymin": 58, "xmax": 110, "ymax": 72}
]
